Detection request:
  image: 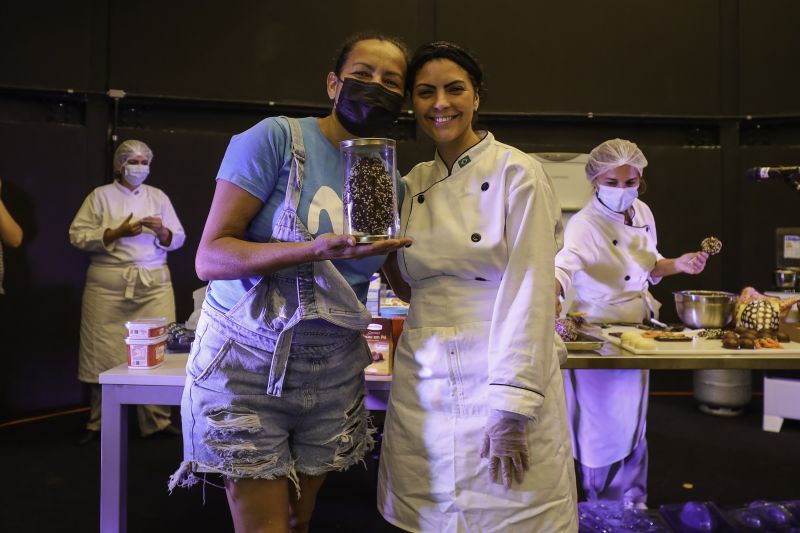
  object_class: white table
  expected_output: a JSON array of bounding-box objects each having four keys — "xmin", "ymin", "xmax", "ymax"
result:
[
  {"xmin": 99, "ymin": 346, "xmax": 800, "ymax": 533},
  {"xmin": 565, "ymin": 333, "xmax": 800, "ymax": 433},
  {"xmin": 99, "ymin": 354, "xmax": 186, "ymax": 533},
  {"xmin": 564, "ymin": 343, "xmax": 800, "ymax": 369},
  {"xmin": 98, "ymin": 353, "xmax": 390, "ymax": 533},
  {"xmin": 763, "ymin": 376, "xmax": 800, "ymax": 432}
]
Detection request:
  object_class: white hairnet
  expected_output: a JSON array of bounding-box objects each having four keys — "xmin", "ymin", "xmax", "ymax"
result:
[
  {"xmin": 113, "ymin": 140, "xmax": 153, "ymax": 173},
  {"xmin": 585, "ymin": 138, "xmax": 648, "ymax": 182}
]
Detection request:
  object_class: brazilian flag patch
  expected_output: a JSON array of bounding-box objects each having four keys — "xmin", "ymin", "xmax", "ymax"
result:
[{"xmin": 458, "ymin": 155, "xmax": 471, "ymax": 168}]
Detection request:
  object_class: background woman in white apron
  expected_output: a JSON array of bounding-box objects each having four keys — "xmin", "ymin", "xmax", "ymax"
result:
[
  {"xmin": 555, "ymin": 138, "xmax": 708, "ymax": 508},
  {"xmin": 167, "ymin": 34, "xmax": 412, "ymax": 533},
  {"xmin": 378, "ymin": 41, "xmax": 578, "ymax": 533},
  {"xmin": 69, "ymin": 140, "xmax": 185, "ymax": 444}
]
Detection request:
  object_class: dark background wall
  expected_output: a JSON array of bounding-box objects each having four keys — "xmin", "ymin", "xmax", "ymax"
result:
[{"xmin": 1, "ymin": 0, "xmax": 799, "ymax": 420}]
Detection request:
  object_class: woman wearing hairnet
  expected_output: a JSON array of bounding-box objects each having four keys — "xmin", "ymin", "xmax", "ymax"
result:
[
  {"xmin": 555, "ymin": 138, "xmax": 707, "ymax": 508},
  {"xmin": 69, "ymin": 140, "xmax": 185, "ymax": 444}
]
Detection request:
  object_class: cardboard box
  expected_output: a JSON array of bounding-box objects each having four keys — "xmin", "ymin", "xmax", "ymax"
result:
[
  {"xmin": 364, "ymin": 317, "xmax": 395, "ymax": 376},
  {"xmin": 388, "ymin": 316, "xmax": 405, "ymax": 346}
]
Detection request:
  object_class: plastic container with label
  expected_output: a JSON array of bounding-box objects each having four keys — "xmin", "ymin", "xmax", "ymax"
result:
[
  {"xmin": 363, "ymin": 318, "xmax": 394, "ymax": 376},
  {"xmin": 125, "ymin": 317, "xmax": 169, "ymax": 339},
  {"xmin": 125, "ymin": 334, "xmax": 167, "ymax": 369}
]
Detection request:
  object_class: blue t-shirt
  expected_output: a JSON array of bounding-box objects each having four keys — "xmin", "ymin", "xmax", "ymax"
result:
[{"xmin": 207, "ymin": 116, "xmax": 398, "ymax": 312}]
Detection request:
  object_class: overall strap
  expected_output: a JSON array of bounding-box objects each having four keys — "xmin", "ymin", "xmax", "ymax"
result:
[{"xmin": 281, "ymin": 116, "xmax": 306, "ymax": 212}]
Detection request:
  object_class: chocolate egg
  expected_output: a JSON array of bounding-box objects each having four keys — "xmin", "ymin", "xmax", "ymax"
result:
[{"xmin": 722, "ymin": 338, "xmax": 739, "ymax": 349}]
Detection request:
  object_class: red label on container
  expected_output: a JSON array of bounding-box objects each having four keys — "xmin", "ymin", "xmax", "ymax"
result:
[
  {"xmin": 127, "ymin": 325, "xmax": 168, "ymax": 339},
  {"xmin": 127, "ymin": 341, "xmax": 166, "ymax": 368}
]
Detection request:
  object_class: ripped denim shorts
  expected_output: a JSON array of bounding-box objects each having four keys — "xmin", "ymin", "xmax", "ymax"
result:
[{"xmin": 169, "ymin": 306, "xmax": 374, "ymax": 492}]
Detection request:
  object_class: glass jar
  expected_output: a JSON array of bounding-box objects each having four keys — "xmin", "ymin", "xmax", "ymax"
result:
[{"xmin": 340, "ymin": 138, "xmax": 399, "ymax": 243}]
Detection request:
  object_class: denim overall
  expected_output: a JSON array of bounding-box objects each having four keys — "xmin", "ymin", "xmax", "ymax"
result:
[{"xmin": 171, "ymin": 117, "xmax": 375, "ymax": 490}]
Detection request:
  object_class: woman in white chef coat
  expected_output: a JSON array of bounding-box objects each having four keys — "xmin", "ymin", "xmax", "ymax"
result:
[
  {"xmin": 69, "ymin": 140, "xmax": 185, "ymax": 444},
  {"xmin": 555, "ymin": 138, "xmax": 708, "ymax": 508},
  {"xmin": 378, "ymin": 41, "xmax": 578, "ymax": 532}
]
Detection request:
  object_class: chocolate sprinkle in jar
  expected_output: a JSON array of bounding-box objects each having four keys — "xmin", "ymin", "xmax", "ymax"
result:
[{"xmin": 340, "ymin": 138, "xmax": 399, "ymax": 243}]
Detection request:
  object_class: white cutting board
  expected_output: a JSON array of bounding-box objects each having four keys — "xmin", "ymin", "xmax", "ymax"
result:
[{"xmin": 601, "ymin": 326, "xmax": 800, "ymax": 355}]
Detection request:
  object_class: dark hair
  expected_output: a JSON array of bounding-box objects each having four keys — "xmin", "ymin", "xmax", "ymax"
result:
[
  {"xmin": 332, "ymin": 32, "xmax": 410, "ymax": 76},
  {"xmin": 406, "ymin": 41, "xmax": 484, "ymax": 96}
]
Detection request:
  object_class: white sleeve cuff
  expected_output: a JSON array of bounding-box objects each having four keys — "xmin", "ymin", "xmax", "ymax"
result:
[{"xmin": 487, "ymin": 383, "xmax": 544, "ymax": 422}]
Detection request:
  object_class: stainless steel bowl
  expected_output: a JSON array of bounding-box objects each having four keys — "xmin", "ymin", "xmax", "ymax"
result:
[
  {"xmin": 775, "ymin": 269, "xmax": 798, "ymax": 290},
  {"xmin": 673, "ymin": 290, "xmax": 737, "ymax": 328}
]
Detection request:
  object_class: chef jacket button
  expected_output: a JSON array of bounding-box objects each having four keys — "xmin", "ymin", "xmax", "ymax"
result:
[
  {"xmin": 645, "ymin": 226, "xmax": 649, "ymax": 232},
  {"xmin": 481, "ymin": 182, "xmax": 489, "ymax": 191},
  {"xmin": 418, "ymin": 194, "xmax": 425, "ymax": 204},
  {"xmin": 612, "ymin": 239, "xmax": 618, "ymax": 246},
  {"xmin": 624, "ymin": 275, "xmax": 631, "ymax": 281},
  {"xmin": 471, "ymin": 233, "xmax": 481, "ymax": 242}
]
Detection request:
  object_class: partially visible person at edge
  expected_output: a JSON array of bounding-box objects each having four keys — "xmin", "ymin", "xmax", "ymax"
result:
[
  {"xmin": 69, "ymin": 140, "xmax": 186, "ymax": 444},
  {"xmin": 167, "ymin": 33, "xmax": 412, "ymax": 533},
  {"xmin": 0, "ymin": 176, "xmax": 24, "ymax": 295},
  {"xmin": 378, "ymin": 41, "xmax": 578, "ymax": 532},
  {"xmin": 555, "ymin": 138, "xmax": 708, "ymax": 508}
]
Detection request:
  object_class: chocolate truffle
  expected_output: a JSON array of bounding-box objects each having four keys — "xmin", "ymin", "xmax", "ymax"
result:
[{"xmin": 700, "ymin": 236, "xmax": 722, "ymax": 255}]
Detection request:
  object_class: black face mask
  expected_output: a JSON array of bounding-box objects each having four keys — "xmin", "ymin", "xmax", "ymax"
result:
[{"xmin": 334, "ymin": 77, "xmax": 404, "ymax": 137}]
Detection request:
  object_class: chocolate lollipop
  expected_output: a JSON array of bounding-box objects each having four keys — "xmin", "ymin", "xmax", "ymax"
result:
[{"xmin": 700, "ymin": 236, "xmax": 722, "ymax": 255}]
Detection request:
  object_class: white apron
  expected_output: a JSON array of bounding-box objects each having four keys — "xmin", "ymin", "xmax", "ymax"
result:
[
  {"xmin": 378, "ymin": 133, "xmax": 577, "ymax": 532},
  {"xmin": 556, "ymin": 197, "xmax": 662, "ymax": 468},
  {"xmin": 78, "ymin": 263, "xmax": 175, "ymax": 382}
]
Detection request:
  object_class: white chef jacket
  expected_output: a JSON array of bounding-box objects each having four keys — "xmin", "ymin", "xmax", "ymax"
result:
[
  {"xmin": 378, "ymin": 133, "xmax": 577, "ymax": 532},
  {"xmin": 555, "ymin": 195, "xmax": 662, "ymax": 467},
  {"xmin": 69, "ymin": 180, "xmax": 185, "ymax": 267},
  {"xmin": 69, "ymin": 180, "xmax": 185, "ymax": 382}
]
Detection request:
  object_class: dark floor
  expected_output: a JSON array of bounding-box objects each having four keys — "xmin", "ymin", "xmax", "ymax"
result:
[{"xmin": 3, "ymin": 377, "xmax": 800, "ymax": 532}]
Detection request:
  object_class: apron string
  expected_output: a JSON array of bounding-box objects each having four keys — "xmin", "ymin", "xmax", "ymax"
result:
[{"xmin": 122, "ymin": 265, "xmax": 155, "ymax": 300}]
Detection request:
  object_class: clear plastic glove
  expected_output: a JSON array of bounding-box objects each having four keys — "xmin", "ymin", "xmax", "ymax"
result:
[
  {"xmin": 479, "ymin": 410, "xmax": 530, "ymax": 489},
  {"xmin": 104, "ymin": 213, "xmax": 142, "ymax": 245},
  {"xmin": 675, "ymin": 251, "xmax": 709, "ymax": 275},
  {"xmin": 140, "ymin": 216, "xmax": 171, "ymax": 244}
]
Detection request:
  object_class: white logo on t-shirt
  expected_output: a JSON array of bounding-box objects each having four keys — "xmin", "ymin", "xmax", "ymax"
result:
[{"xmin": 307, "ymin": 185, "xmax": 343, "ymax": 235}]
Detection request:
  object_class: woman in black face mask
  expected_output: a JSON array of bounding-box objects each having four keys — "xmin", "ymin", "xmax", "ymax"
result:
[
  {"xmin": 169, "ymin": 33, "xmax": 411, "ymax": 533},
  {"xmin": 323, "ymin": 35, "xmax": 407, "ymax": 138}
]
